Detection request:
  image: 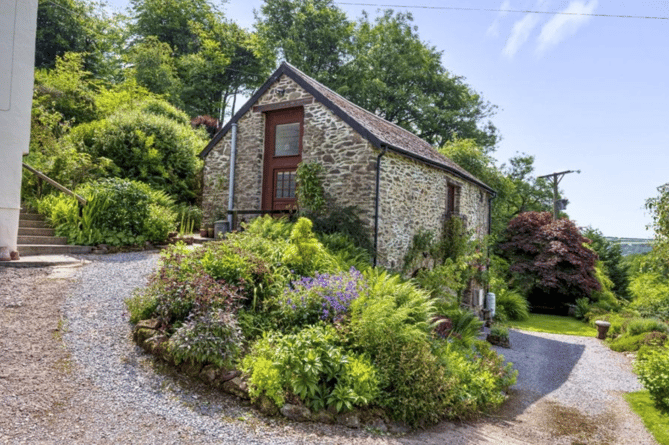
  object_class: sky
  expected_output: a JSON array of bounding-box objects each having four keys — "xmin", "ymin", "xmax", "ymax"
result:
[{"xmin": 106, "ymin": 0, "xmax": 669, "ymax": 239}]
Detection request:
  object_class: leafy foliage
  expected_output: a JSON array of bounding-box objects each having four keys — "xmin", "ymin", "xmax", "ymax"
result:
[
  {"xmin": 256, "ymin": 3, "xmax": 497, "ymax": 149},
  {"xmin": 296, "ymin": 162, "xmax": 326, "ymax": 215},
  {"xmin": 38, "ymin": 178, "xmax": 176, "ymax": 246},
  {"xmin": 635, "ymin": 347, "xmax": 669, "ymax": 410},
  {"xmin": 242, "ymin": 325, "xmax": 379, "ymax": 412},
  {"xmin": 169, "ymin": 309, "xmax": 242, "ymax": 368},
  {"xmin": 495, "ymin": 289, "xmax": 530, "ymax": 321},
  {"xmin": 583, "ymin": 228, "xmax": 630, "ymax": 299},
  {"xmin": 69, "ymin": 107, "xmax": 205, "ymax": 203},
  {"xmin": 282, "ymin": 218, "xmax": 335, "ymax": 276},
  {"xmin": 498, "ymin": 212, "xmax": 600, "ymax": 312},
  {"xmin": 630, "ymin": 272, "xmax": 669, "ymax": 320},
  {"xmin": 127, "ymin": 215, "xmax": 515, "ymax": 427}
]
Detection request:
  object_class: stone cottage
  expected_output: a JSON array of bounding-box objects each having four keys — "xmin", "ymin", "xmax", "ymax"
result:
[{"xmin": 200, "ymin": 62, "xmax": 495, "ymax": 291}]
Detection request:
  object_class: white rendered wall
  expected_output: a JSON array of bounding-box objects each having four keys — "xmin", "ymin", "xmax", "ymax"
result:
[{"xmin": 0, "ymin": 0, "xmax": 38, "ymax": 257}]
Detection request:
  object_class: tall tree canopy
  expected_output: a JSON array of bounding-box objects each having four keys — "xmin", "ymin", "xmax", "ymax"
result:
[
  {"xmin": 255, "ymin": 1, "xmax": 498, "ymax": 149},
  {"xmin": 128, "ymin": 0, "xmax": 273, "ymax": 117},
  {"xmin": 36, "ymin": 0, "xmax": 124, "ymax": 79},
  {"xmin": 255, "ymin": 0, "xmax": 353, "ymax": 85}
]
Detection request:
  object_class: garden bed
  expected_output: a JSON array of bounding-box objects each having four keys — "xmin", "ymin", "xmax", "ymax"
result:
[{"xmin": 126, "ymin": 216, "xmax": 517, "ymax": 429}]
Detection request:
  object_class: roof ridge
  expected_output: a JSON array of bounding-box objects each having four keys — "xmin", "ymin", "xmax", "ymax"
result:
[{"xmin": 282, "ymin": 61, "xmax": 431, "ymax": 149}]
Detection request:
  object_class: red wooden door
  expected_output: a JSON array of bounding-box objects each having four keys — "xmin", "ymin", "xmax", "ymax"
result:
[{"xmin": 262, "ymin": 108, "xmax": 303, "ymax": 211}]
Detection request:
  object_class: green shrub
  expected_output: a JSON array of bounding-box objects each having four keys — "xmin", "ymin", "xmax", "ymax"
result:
[
  {"xmin": 282, "ymin": 217, "xmax": 335, "ymax": 276},
  {"xmin": 39, "ymin": 178, "xmax": 176, "ymax": 246},
  {"xmin": 414, "ymin": 259, "xmax": 468, "ymax": 303},
  {"xmin": 374, "ymin": 337, "xmax": 453, "ymax": 426},
  {"xmin": 296, "ymin": 162, "xmax": 325, "ymax": 215},
  {"xmin": 242, "ymin": 325, "xmax": 379, "ymax": 412},
  {"xmin": 489, "ymin": 325, "xmax": 510, "ymax": 341},
  {"xmin": 317, "ymin": 232, "xmax": 372, "ymax": 272},
  {"xmin": 308, "ymin": 205, "xmax": 373, "ymax": 255},
  {"xmin": 635, "ymin": 347, "xmax": 669, "ymax": 409},
  {"xmin": 169, "ymin": 309, "xmax": 242, "ymax": 368},
  {"xmin": 174, "ymin": 204, "xmax": 203, "ymax": 232},
  {"xmin": 630, "ymin": 272, "xmax": 669, "ymax": 321},
  {"xmin": 445, "ymin": 307, "xmax": 485, "ymax": 344},
  {"xmin": 496, "ymin": 289, "xmax": 530, "ymax": 321},
  {"xmin": 574, "ymin": 297, "xmax": 591, "ymax": 320},
  {"xmin": 148, "ymin": 265, "xmax": 243, "ymax": 326},
  {"xmin": 609, "ymin": 333, "xmax": 648, "ymax": 352},
  {"xmin": 628, "ymin": 318, "xmax": 668, "ymax": 336},
  {"xmin": 68, "ymin": 108, "xmax": 204, "ymax": 202},
  {"xmin": 435, "ymin": 341, "xmax": 517, "ymax": 418},
  {"xmin": 125, "ymin": 290, "xmax": 159, "ymax": 324}
]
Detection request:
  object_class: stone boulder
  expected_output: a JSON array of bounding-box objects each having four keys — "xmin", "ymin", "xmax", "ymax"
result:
[{"xmin": 280, "ymin": 404, "xmax": 312, "ymax": 422}]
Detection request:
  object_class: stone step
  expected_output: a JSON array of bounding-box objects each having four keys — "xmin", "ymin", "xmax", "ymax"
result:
[
  {"xmin": 19, "ymin": 219, "xmax": 51, "ymax": 229},
  {"xmin": 17, "ymin": 235, "xmax": 68, "ymax": 245},
  {"xmin": 18, "ymin": 227, "xmax": 55, "ymax": 237},
  {"xmin": 17, "ymin": 244, "xmax": 93, "ymax": 256},
  {"xmin": 19, "ymin": 212, "xmax": 45, "ymax": 221}
]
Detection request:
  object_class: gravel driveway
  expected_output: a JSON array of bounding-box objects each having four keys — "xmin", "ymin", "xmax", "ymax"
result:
[{"xmin": 0, "ymin": 252, "xmax": 658, "ymax": 444}]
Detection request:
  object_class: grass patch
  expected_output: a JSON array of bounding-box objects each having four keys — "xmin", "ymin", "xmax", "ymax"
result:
[
  {"xmin": 625, "ymin": 391, "xmax": 669, "ymax": 445},
  {"xmin": 506, "ymin": 314, "xmax": 597, "ymax": 337}
]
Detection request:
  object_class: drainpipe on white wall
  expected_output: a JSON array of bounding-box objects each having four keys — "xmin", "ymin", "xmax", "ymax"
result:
[
  {"xmin": 0, "ymin": 0, "xmax": 38, "ymax": 260},
  {"xmin": 227, "ymin": 122, "xmax": 238, "ymax": 231}
]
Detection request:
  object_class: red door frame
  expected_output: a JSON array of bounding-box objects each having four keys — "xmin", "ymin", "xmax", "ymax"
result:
[{"xmin": 262, "ymin": 107, "xmax": 304, "ymax": 211}]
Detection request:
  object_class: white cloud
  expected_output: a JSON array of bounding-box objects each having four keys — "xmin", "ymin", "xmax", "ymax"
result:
[
  {"xmin": 487, "ymin": 0, "xmax": 512, "ymax": 38},
  {"xmin": 537, "ymin": 0, "xmax": 598, "ymax": 53},
  {"xmin": 503, "ymin": 12, "xmax": 541, "ymax": 58}
]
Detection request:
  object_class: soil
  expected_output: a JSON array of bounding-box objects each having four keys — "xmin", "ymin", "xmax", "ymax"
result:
[{"xmin": 0, "ymin": 264, "xmax": 659, "ymax": 445}]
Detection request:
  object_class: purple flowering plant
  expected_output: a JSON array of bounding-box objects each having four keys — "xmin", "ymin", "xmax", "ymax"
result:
[{"xmin": 279, "ymin": 267, "xmax": 367, "ymax": 327}]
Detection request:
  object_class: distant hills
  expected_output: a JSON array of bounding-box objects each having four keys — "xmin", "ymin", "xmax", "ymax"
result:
[{"xmin": 605, "ymin": 237, "xmax": 654, "ymax": 256}]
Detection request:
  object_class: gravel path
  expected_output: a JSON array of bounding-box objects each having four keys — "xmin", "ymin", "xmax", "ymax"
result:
[{"xmin": 1, "ymin": 251, "xmax": 658, "ymax": 444}]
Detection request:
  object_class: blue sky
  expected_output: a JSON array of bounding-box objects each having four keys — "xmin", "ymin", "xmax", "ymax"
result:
[{"xmin": 107, "ymin": 0, "xmax": 669, "ymax": 238}]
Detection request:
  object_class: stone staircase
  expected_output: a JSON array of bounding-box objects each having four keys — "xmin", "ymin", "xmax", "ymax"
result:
[{"xmin": 17, "ymin": 209, "xmax": 93, "ymax": 256}]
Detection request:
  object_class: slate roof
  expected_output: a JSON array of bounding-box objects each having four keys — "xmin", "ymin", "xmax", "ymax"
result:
[{"xmin": 200, "ymin": 62, "xmax": 495, "ymax": 194}]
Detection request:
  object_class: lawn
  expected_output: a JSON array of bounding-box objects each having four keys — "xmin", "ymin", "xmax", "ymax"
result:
[
  {"xmin": 625, "ymin": 391, "xmax": 669, "ymax": 445},
  {"xmin": 506, "ymin": 314, "xmax": 597, "ymax": 337}
]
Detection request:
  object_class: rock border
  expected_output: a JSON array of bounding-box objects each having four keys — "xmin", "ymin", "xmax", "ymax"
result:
[{"xmin": 132, "ymin": 319, "xmax": 407, "ymax": 434}]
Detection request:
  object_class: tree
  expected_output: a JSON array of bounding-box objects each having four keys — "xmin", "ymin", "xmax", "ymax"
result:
[
  {"xmin": 439, "ymin": 140, "xmax": 554, "ymax": 238},
  {"xmin": 255, "ymin": 0, "xmax": 353, "ymax": 85},
  {"xmin": 126, "ymin": 36, "xmax": 182, "ymax": 104},
  {"xmin": 36, "ymin": 0, "xmax": 124, "ymax": 80},
  {"xmin": 337, "ymin": 11, "xmax": 497, "ymax": 149},
  {"xmin": 498, "ymin": 212, "xmax": 600, "ymax": 313},
  {"xmin": 129, "ymin": 0, "xmax": 273, "ymax": 117},
  {"xmin": 129, "ymin": 0, "xmax": 220, "ymax": 56},
  {"xmin": 255, "ymin": 4, "xmax": 498, "ymax": 149},
  {"xmin": 582, "ymin": 227, "xmax": 629, "ymax": 299},
  {"xmin": 646, "ymin": 183, "xmax": 669, "ymax": 260}
]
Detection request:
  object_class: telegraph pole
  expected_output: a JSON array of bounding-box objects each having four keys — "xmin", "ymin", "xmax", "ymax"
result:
[{"xmin": 537, "ymin": 170, "xmax": 580, "ymax": 219}]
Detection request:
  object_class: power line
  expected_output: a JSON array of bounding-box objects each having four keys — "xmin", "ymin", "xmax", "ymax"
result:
[{"xmin": 334, "ymin": 2, "xmax": 669, "ymax": 20}]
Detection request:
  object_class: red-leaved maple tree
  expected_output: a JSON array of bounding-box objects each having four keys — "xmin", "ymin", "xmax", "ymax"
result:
[{"xmin": 498, "ymin": 212, "xmax": 600, "ymax": 312}]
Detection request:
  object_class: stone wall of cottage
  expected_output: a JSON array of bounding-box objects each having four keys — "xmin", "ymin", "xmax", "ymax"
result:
[
  {"xmin": 202, "ymin": 75, "xmax": 378, "ymax": 230},
  {"xmin": 202, "ymin": 74, "xmax": 491, "ymax": 277},
  {"xmin": 377, "ymin": 151, "xmax": 491, "ymax": 269}
]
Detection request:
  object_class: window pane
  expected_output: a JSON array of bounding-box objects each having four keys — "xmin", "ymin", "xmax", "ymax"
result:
[
  {"xmin": 275, "ymin": 123, "xmax": 300, "ymax": 156},
  {"xmin": 275, "ymin": 171, "xmax": 296, "ymax": 199}
]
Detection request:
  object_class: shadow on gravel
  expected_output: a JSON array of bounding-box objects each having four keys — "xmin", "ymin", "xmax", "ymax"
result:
[{"xmin": 491, "ymin": 329, "xmax": 586, "ymax": 418}]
